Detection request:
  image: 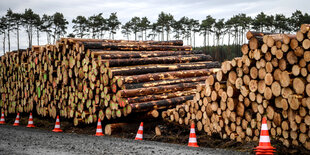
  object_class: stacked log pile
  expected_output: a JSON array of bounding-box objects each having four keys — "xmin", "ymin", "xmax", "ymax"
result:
[
  {"xmin": 0, "ymin": 39, "xmax": 220, "ymax": 126},
  {"xmin": 163, "ymin": 24, "xmax": 310, "ymax": 150},
  {"xmin": 0, "ymin": 49, "xmax": 33, "ymax": 115}
]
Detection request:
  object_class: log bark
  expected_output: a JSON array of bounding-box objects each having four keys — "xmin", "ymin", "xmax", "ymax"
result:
[
  {"xmin": 102, "ymin": 54, "xmax": 213, "ymax": 67},
  {"xmin": 66, "ymin": 38, "xmax": 183, "ymax": 45},
  {"xmin": 116, "ymin": 68, "xmax": 220, "ymax": 86},
  {"xmin": 122, "ymin": 76, "xmax": 208, "ymax": 89},
  {"xmin": 104, "ymin": 123, "xmax": 128, "ymax": 135},
  {"xmin": 88, "ymin": 50, "xmax": 200, "ymax": 59},
  {"xmin": 129, "ymin": 95, "xmax": 194, "ymax": 112},
  {"xmin": 82, "ymin": 42, "xmax": 192, "ymax": 51},
  {"xmin": 108, "ymin": 61, "xmax": 220, "ymax": 77},
  {"xmin": 117, "ymin": 82, "xmax": 202, "ymax": 98},
  {"xmin": 246, "ymin": 31, "xmax": 272, "ymax": 40},
  {"xmin": 125, "ymin": 90, "xmax": 196, "ymax": 104}
]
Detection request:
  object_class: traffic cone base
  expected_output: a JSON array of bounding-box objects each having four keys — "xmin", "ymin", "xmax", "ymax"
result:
[
  {"xmin": 254, "ymin": 117, "xmax": 276, "ymax": 154},
  {"xmin": 188, "ymin": 123, "xmax": 199, "ymax": 147},
  {"xmin": 52, "ymin": 128, "xmax": 63, "ymax": 132},
  {"xmin": 27, "ymin": 124, "xmax": 35, "ymax": 128},
  {"xmin": 135, "ymin": 122, "xmax": 143, "ymax": 140},
  {"xmin": 188, "ymin": 143, "xmax": 199, "ymax": 147},
  {"xmin": 95, "ymin": 133, "xmax": 104, "ymax": 136},
  {"xmin": 95, "ymin": 118, "xmax": 104, "ymax": 136},
  {"xmin": 52, "ymin": 115, "xmax": 63, "ymax": 132},
  {"xmin": 52, "ymin": 127, "xmax": 63, "ymax": 132},
  {"xmin": 27, "ymin": 113, "xmax": 35, "ymax": 128},
  {"xmin": 0, "ymin": 112, "xmax": 5, "ymax": 124},
  {"xmin": 13, "ymin": 113, "xmax": 20, "ymax": 126}
]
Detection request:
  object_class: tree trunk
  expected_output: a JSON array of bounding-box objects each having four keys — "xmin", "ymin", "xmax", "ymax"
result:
[
  {"xmin": 46, "ymin": 32, "xmax": 49, "ymax": 44},
  {"xmin": 207, "ymin": 32, "xmax": 210, "ymax": 47},
  {"xmin": 134, "ymin": 32, "xmax": 137, "ymax": 41},
  {"xmin": 158, "ymin": 32, "xmax": 160, "ymax": 41},
  {"xmin": 203, "ymin": 32, "xmax": 206, "ymax": 50},
  {"xmin": 162, "ymin": 27, "xmax": 164, "ymax": 41},
  {"xmin": 17, "ymin": 27, "xmax": 20, "ymax": 50},
  {"xmin": 193, "ymin": 32, "xmax": 196, "ymax": 48},
  {"xmin": 53, "ymin": 28, "xmax": 56, "ymax": 44},
  {"xmin": 3, "ymin": 33, "xmax": 6, "ymax": 54},
  {"xmin": 92, "ymin": 29, "xmax": 96, "ymax": 39},
  {"xmin": 228, "ymin": 32, "xmax": 230, "ymax": 46},
  {"xmin": 7, "ymin": 30, "xmax": 10, "ymax": 52},
  {"xmin": 144, "ymin": 30, "xmax": 147, "ymax": 41},
  {"xmin": 30, "ymin": 29, "xmax": 33, "ymax": 47},
  {"xmin": 189, "ymin": 32, "xmax": 192, "ymax": 46},
  {"xmin": 37, "ymin": 29, "xmax": 40, "ymax": 45}
]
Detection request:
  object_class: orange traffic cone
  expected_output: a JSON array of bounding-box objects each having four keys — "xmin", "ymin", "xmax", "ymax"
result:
[
  {"xmin": 0, "ymin": 112, "xmax": 5, "ymax": 124},
  {"xmin": 254, "ymin": 117, "xmax": 276, "ymax": 155},
  {"xmin": 135, "ymin": 122, "xmax": 143, "ymax": 140},
  {"xmin": 26, "ymin": 113, "xmax": 35, "ymax": 128},
  {"xmin": 13, "ymin": 113, "xmax": 20, "ymax": 126},
  {"xmin": 52, "ymin": 115, "xmax": 63, "ymax": 132},
  {"xmin": 188, "ymin": 122, "xmax": 199, "ymax": 147},
  {"xmin": 95, "ymin": 118, "xmax": 104, "ymax": 136}
]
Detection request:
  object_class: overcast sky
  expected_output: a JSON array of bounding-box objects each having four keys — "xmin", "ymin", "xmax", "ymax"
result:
[{"xmin": 0, "ymin": 0, "xmax": 309, "ymax": 52}]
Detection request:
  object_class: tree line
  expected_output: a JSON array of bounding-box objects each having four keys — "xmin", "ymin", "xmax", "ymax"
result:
[{"xmin": 1, "ymin": 8, "xmax": 310, "ymax": 54}]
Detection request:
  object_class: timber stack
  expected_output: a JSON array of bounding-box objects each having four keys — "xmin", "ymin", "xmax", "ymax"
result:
[
  {"xmin": 162, "ymin": 24, "xmax": 310, "ymax": 150},
  {"xmin": 0, "ymin": 38, "xmax": 220, "ymax": 126}
]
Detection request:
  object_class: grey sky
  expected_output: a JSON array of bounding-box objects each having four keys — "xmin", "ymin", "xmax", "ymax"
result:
[{"xmin": 0, "ymin": 0, "xmax": 309, "ymax": 51}]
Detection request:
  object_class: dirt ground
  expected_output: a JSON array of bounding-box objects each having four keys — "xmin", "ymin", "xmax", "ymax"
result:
[{"xmin": 1, "ymin": 113, "xmax": 309, "ymax": 155}]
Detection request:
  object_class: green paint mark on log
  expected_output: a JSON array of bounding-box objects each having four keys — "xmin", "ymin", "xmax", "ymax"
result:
[{"xmin": 37, "ymin": 87, "xmax": 41, "ymax": 98}]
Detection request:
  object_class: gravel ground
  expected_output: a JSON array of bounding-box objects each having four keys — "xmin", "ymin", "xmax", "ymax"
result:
[{"xmin": 0, "ymin": 125, "xmax": 250, "ymax": 155}]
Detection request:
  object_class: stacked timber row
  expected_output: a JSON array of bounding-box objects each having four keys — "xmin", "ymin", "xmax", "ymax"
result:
[
  {"xmin": 162, "ymin": 24, "xmax": 310, "ymax": 150},
  {"xmin": 0, "ymin": 45, "xmax": 72, "ymax": 120},
  {"xmin": 0, "ymin": 38, "xmax": 220, "ymax": 126},
  {"xmin": 0, "ymin": 49, "xmax": 34, "ymax": 115}
]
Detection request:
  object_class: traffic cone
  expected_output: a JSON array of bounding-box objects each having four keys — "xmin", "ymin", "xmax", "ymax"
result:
[
  {"xmin": 135, "ymin": 122, "xmax": 143, "ymax": 140},
  {"xmin": 52, "ymin": 115, "xmax": 63, "ymax": 132},
  {"xmin": 0, "ymin": 112, "xmax": 5, "ymax": 124},
  {"xmin": 254, "ymin": 117, "xmax": 276, "ymax": 155},
  {"xmin": 13, "ymin": 113, "xmax": 20, "ymax": 126},
  {"xmin": 26, "ymin": 113, "xmax": 35, "ymax": 128},
  {"xmin": 94, "ymin": 118, "xmax": 104, "ymax": 136},
  {"xmin": 188, "ymin": 122, "xmax": 199, "ymax": 147}
]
